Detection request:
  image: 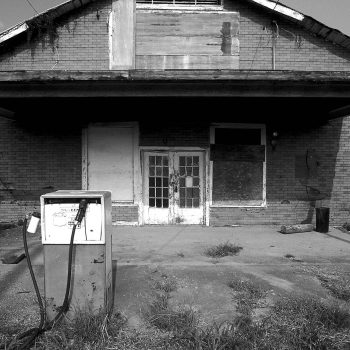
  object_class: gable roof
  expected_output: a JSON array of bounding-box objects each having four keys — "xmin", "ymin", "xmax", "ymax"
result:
[
  {"xmin": 0, "ymin": 0, "xmax": 349, "ymax": 50},
  {"xmin": 248, "ymin": 0, "xmax": 350, "ymax": 50},
  {"xmin": 0, "ymin": 0, "xmax": 97, "ymax": 45}
]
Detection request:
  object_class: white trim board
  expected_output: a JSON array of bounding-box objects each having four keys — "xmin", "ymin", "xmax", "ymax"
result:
[{"xmin": 251, "ymin": 0, "xmax": 304, "ymax": 21}]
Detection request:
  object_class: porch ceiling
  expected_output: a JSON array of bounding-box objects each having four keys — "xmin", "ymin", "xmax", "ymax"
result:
[
  {"xmin": 0, "ymin": 70, "xmax": 350, "ymax": 98},
  {"xmin": 0, "ymin": 96, "xmax": 348, "ymax": 126}
]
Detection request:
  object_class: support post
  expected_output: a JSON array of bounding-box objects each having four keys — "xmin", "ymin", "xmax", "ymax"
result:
[{"xmin": 110, "ymin": 0, "xmax": 136, "ymax": 70}]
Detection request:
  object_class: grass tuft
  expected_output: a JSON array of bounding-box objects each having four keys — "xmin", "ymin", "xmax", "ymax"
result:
[
  {"xmin": 35, "ymin": 308, "xmax": 126, "ymax": 350},
  {"xmin": 228, "ymin": 277, "xmax": 266, "ymax": 315},
  {"xmin": 204, "ymin": 241, "xmax": 243, "ymax": 258},
  {"xmin": 152, "ymin": 276, "xmax": 177, "ymax": 294},
  {"xmin": 317, "ymin": 274, "xmax": 350, "ymax": 302}
]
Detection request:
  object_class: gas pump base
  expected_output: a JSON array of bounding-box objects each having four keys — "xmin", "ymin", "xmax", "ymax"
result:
[{"xmin": 41, "ymin": 191, "xmax": 113, "ymax": 322}]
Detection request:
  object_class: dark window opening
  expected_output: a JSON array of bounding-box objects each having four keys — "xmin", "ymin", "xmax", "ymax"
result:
[{"xmin": 215, "ymin": 128, "xmax": 261, "ymax": 145}]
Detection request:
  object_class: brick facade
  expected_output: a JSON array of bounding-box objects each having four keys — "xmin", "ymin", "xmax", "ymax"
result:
[
  {"xmin": 138, "ymin": 118, "xmax": 350, "ymax": 226},
  {"xmin": 0, "ymin": 0, "xmax": 111, "ymax": 71},
  {"xmin": 0, "ymin": 118, "xmax": 82, "ymax": 222},
  {"xmin": 225, "ymin": 0, "xmax": 350, "ymax": 71},
  {"xmin": 210, "ymin": 117, "xmax": 350, "ymax": 226},
  {"xmin": 1, "ymin": 116, "xmax": 350, "ymax": 226},
  {"xmin": 140, "ymin": 122, "xmax": 210, "ymax": 148},
  {"xmin": 112, "ymin": 206, "xmax": 139, "ymax": 223},
  {"xmin": 0, "ymin": 0, "xmax": 349, "ymax": 225},
  {"xmin": 0, "ymin": 0, "xmax": 349, "ymax": 72}
]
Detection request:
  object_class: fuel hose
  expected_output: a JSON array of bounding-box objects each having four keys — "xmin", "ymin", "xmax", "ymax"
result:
[{"xmin": 1, "ymin": 199, "xmax": 87, "ymax": 350}]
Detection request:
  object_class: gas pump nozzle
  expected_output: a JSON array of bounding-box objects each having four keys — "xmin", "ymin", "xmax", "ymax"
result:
[{"xmin": 74, "ymin": 199, "xmax": 88, "ymax": 225}]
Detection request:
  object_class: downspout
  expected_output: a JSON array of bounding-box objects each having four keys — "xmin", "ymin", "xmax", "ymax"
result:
[{"xmin": 272, "ymin": 20, "xmax": 279, "ymax": 70}]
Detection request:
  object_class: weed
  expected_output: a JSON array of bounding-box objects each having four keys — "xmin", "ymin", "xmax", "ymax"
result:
[
  {"xmin": 35, "ymin": 308, "xmax": 126, "ymax": 350},
  {"xmin": 264, "ymin": 296, "xmax": 350, "ymax": 349},
  {"xmin": 177, "ymin": 252, "xmax": 185, "ymax": 258},
  {"xmin": 298, "ymin": 266, "xmax": 350, "ymax": 302},
  {"xmin": 228, "ymin": 277, "xmax": 266, "ymax": 315},
  {"xmin": 317, "ymin": 274, "xmax": 350, "ymax": 302},
  {"xmin": 145, "ymin": 287, "xmax": 197, "ymax": 334},
  {"xmin": 204, "ymin": 242, "xmax": 243, "ymax": 258},
  {"xmin": 145, "ymin": 274, "xmax": 198, "ymax": 335},
  {"xmin": 152, "ymin": 276, "xmax": 177, "ymax": 294}
]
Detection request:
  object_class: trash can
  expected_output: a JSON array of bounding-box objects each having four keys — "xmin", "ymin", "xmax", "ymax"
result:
[{"xmin": 315, "ymin": 207, "xmax": 329, "ymax": 233}]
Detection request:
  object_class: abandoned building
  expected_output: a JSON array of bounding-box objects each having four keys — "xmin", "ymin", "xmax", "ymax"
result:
[{"xmin": 0, "ymin": 0, "xmax": 350, "ymax": 226}]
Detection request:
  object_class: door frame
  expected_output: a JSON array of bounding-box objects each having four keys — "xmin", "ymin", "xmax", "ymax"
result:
[{"xmin": 139, "ymin": 147, "xmax": 209, "ymax": 225}]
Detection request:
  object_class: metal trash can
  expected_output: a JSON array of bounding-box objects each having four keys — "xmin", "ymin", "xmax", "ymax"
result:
[{"xmin": 316, "ymin": 207, "xmax": 329, "ymax": 233}]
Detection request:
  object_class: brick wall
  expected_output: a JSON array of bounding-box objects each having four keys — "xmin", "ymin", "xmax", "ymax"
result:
[
  {"xmin": 0, "ymin": 0, "xmax": 111, "ymax": 71},
  {"xmin": 1, "ymin": 0, "xmax": 349, "ymax": 72},
  {"xmin": 139, "ymin": 118, "xmax": 350, "ymax": 226},
  {"xmin": 0, "ymin": 117, "xmax": 82, "ymax": 222},
  {"xmin": 1, "ymin": 115, "xmax": 350, "ymax": 226},
  {"xmin": 224, "ymin": 0, "xmax": 350, "ymax": 71},
  {"xmin": 140, "ymin": 121, "xmax": 210, "ymax": 148},
  {"xmin": 112, "ymin": 206, "xmax": 138, "ymax": 223},
  {"xmin": 210, "ymin": 116, "xmax": 350, "ymax": 226}
]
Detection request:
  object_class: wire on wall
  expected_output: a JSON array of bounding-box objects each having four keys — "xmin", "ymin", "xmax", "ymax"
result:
[{"xmin": 25, "ymin": 0, "xmax": 39, "ymax": 15}]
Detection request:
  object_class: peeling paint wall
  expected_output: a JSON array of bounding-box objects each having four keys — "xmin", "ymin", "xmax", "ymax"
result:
[{"xmin": 136, "ymin": 10, "xmax": 239, "ymax": 70}]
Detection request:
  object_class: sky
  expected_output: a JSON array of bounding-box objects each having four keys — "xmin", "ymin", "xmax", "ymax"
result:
[{"xmin": 0, "ymin": 0, "xmax": 349, "ymax": 35}]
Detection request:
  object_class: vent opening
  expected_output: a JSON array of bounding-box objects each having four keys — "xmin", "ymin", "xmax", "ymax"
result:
[{"xmin": 137, "ymin": 0, "xmax": 221, "ymax": 5}]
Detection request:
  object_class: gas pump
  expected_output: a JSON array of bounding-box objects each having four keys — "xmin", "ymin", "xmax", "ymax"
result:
[
  {"xmin": 0, "ymin": 190, "xmax": 113, "ymax": 350},
  {"xmin": 41, "ymin": 190, "xmax": 113, "ymax": 321}
]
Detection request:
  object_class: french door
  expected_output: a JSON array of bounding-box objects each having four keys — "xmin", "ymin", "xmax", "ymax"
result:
[{"xmin": 143, "ymin": 151, "xmax": 205, "ymax": 224}]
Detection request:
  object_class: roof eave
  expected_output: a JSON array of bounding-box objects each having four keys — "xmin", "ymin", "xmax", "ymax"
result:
[{"xmin": 0, "ymin": 0, "xmax": 97, "ymax": 45}]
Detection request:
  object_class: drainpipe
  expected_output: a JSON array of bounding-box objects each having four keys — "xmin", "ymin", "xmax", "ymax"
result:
[{"xmin": 272, "ymin": 20, "xmax": 279, "ymax": 70}]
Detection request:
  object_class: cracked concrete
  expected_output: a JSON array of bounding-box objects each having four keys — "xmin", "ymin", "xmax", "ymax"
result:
[{"xmin": 0, "ymin": 225, "xmax": 350, "ymax": 331}]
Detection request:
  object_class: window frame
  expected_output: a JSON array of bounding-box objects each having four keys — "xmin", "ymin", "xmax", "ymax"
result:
[{"xmin": 209, "ymin": 123, "xmax": 267, "ymax": 208}]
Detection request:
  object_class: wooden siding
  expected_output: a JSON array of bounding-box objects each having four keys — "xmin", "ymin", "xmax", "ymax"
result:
[{"xmin": 136, "ymin": 11, "xmax": 239, "ymax": 69}]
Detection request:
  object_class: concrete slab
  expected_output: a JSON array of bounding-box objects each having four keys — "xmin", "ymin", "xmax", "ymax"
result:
[
  {"xmin": 112, "ymin": 225, "xmax": 350, "ymax": 265},
  {"xmin": 0, "ymin": 224, "xmax": 349, "ymax": 333}
]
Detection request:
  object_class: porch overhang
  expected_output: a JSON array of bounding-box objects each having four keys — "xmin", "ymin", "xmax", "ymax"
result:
[{"xmin": 0, "ymin": 70, "xmax": 350, "ymax": 98}]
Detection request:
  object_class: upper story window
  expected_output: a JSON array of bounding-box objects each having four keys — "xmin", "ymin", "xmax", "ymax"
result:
[{"xmin": 137, "ymin": 0, "xmax": 221, "ymax": 5}]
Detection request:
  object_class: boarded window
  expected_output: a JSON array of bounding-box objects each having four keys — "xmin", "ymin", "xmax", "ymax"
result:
[
  {"xmin": 211, "ymin": 127, "xmax": 265, "ymax": 206},
  {"xmin": 212, "ymin": 161, "xmax": 263, "ymax": 205},
  {"xmin": 87, "ymin": 126, "xmax": 134, "ymax": 202}
]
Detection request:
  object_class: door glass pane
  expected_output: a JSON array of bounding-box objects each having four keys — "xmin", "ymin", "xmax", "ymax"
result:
[
  {"xmin": 149, "ymin": 155, "xmax": 169, "ymax": 208},
  {"xmin": 178, "ymin": 156, "xmax": 200, "ymax": 208},
  {"xmin": 156, "ymin": 167, "xmax": 162, "ymax": 176}
]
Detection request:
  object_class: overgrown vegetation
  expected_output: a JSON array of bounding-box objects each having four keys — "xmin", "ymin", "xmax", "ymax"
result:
[
  {"xmin": 204, "ymin": 241, "xmax": 243, "ymax": 258},
  {"xmin": 228, "ymin": 277, "xmax": 266, "ymax": 315},
  {"xmin": 36, "ymin": 308, "xmax": 125, "ymax": 350},
  {"xmin": 308, "ymin": 266, "xmax": 350, "ymax": 302},
  {"xmin": 2, "ymin": 272, "xmax": 350, "ymax": 349},
  {"xmin": 144, "ymin": 274, "xmax": 197, "ymax": 334}
]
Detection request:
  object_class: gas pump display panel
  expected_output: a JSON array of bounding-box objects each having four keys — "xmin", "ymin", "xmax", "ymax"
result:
[{"xmin": 41, "ymin": 191, "xmax": 111, "ymax": 244}]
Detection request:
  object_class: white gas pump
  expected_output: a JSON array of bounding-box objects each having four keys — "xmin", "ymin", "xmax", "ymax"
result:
[{"xmin": 40, "ymin": 190, "xmax": 113, "ymax": 321}]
